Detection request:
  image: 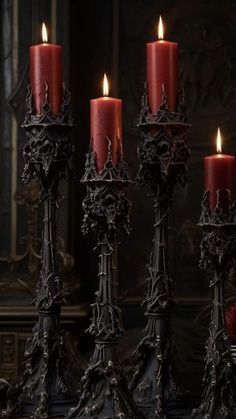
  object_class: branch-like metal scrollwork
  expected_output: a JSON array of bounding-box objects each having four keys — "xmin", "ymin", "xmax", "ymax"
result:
[
  {"xmin": 130, "ymin": 85, "xmax": 190, "ymax": 419},
  {"xmin": 136, "ymin": 84, "xmax": 189, "ymax": 192},
  {"xmin": 1, "ymin": 86, "xmax": 77, "ymax": 419},
  {"xmin": 192, "ymin": 191, "xmax": 236, "ymax": 419},
  {"xmin": 67, "ymin": 143, "xmax": 141, "ymax": 419}
]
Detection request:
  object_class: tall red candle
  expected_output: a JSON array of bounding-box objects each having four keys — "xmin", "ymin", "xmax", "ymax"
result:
[
  {"xmin": 30, "ymin": 23, "xmax": 63, "ymax": 115},
  {"xmin": 205, "ymin": 128, "xmax": 235, "ymax": 211},
  {"xmin": 90, "ymin": 74, "xmax": 123, "ymax": 173},
  {"xmin": 146, "ymin": 16, "xmax": 178, "ymax": 113}
]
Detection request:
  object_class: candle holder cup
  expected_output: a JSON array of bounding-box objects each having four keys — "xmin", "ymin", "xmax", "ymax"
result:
[
  {"xmin": 191, "ymin": 191, "xmax": 236, "ymax": 419},
  {"xmin": 1, "ymin": 86, "xmax": 78, "ymax": 418},
  {"xmin": 66, "ymin": 143, "xmax": 142, "ymax": 419},
  {"xmin": 129, "ymin": 84, "xmax": 190, "ymax": 419}
]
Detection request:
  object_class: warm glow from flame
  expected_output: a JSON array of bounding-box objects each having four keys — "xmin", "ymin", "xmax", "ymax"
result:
[
  {"xmin": 216, "ymin": 127, "xmax": 222, "ymax": 153},
  {"xmin": 42, "ymin": 22, "xmax": 48, "ymax": 43},
  {"xmin": 158, "ymin": 16, "xmax": 164, "ymax": 40},
  {"xmin": 103, "ymin": 73, "xmax": 109, "ymax": 96}
]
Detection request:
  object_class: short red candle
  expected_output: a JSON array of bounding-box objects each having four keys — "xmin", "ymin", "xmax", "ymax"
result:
[
  {"xmin": 29, "ymin": 23, "xmax": 63, "ymax": 115},
  {"xmin": 146, "ymin": 16, "xmax": 178, "ymax": 113},
  {"xmin": 204, "ymin": 128, "xmax": 235, "ymax": 211},
  {"xmin": 90, "ymin": 74, "xmax": 123, "ymax": 172}
]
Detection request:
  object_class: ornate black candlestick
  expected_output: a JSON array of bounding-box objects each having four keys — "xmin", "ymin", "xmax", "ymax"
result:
[
  {"xmin": 1, "ymin": 87, "xmax": 77, "ymax": 418},
  {"xmin": 192, "ymin": 191, "xmax": 236, "ymax": 419},
  {"xmin": 129, "ymin": 85, "xmax": 190, "ymax": 419},
  {"xmin": 67, "ymin": 145, "xmax": 141, "ymax": 419}
]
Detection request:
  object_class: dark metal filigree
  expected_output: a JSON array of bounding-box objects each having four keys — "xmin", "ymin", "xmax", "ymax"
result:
[
  {"xmin": 136, "ymin": 84, "xmax": 190, "ymax": 192},
  {"xmin": 81, "ymin": 145, "xmax": 131, "ymax": 243},
  {"xmin": 192, "ymin": 191, "xmax": 236, "ymax": 419},
  {"xmin": 1, "ymin": 86, "xmax": 77, "ymax": 419},
  {"xmin": 199, "ymin": 191, "xmax": 236, "ymax": 275},
  {"xmin": 22, "ymin": 84, "xmax": 73, "ymax": 185},
  {"xmin": 137, "ymin": 83, "xmax": 187, "ymax": 126},
  {"xmin": 67, "ymin": 143, "xmax": 141, "ymax": 419},
  {"xmin": 130, "ymin": 85, "xmax": 190, "ymax": 418}
]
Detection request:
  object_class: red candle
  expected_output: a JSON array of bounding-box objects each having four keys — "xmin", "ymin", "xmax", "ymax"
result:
[
  {"xmin": 30, "ymin": 23, "xmax": 63, "ymax": 115},
  {"xmin": 205, "ymin": 128, "xmax": 235, "ymax": 211},
  {"xmin": 90, "ymin": 74, "xmax": 123, "ymax": 172},
  {"xmin": 146, "ymin": 16, "xmax": 178, "ymax": 113}
]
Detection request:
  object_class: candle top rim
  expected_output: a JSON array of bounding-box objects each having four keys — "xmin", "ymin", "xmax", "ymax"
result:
[
  {"xmin": 90, "ymin": 96, "xmax": 122, "ymax": 102},
  {"xmin": 205, "ymin": 153, "xmax": 235, "ymax": 158},
  {"xmin": 147, "ymin": 39, "xmax": 178, "ymax": 46},
  {"xmin": 30, "ymin": 43, "xmax": 62, "ymax": 48}
]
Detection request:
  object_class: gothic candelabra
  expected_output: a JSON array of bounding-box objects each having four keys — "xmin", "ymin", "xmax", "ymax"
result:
[
  {"xmin": 191, "ymin": 191, "xmax": 236, "ymax": 419},
  {"xmin": 1, "ymin": 86, "xmax": 77, "ymax": 418},
  {"xmin": 67, "ymin": 144, "xmax": 141, "ymax": 419},
  {"xmin": 129, "ymin": 85, "xmax": 190, "ymax": 419}
]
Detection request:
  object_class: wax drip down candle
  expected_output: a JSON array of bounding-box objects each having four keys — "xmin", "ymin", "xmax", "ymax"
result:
[
  {"xmin": 30, "ymin": 23, "xmax": 63, "ymax": 115},
  {"xmin": 90, "ymin": 74, "xmax": 123, "ymax": 172},
  {"xmin": 146, "ymin": 16, "xmax": 178, "ymax": 113},
  {"xmin": 204, "ymin": 128, "xmax": 235, "ymax": 211}
]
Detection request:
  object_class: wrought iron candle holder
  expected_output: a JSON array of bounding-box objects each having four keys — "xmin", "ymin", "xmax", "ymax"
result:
[
  {"xmin": 67, "ymin": 145, "xmax": 142, "ymax": 419},
  {"xmin": 1, "ymin": 86, "xmax": 77, "ymax": 418},
  {"xmin": 191, "ymin": 191, "xmax": 236, "ymax": 419},
  {"xmin": 129, "ymin": 85, "xmax": 190, "ymax": 419}
]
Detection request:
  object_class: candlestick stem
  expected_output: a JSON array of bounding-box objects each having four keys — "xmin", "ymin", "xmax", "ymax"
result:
[
  {"xmin": 89, "ymin": 233, "xmax": 124, "ymax": 343},
  {"xmin": 99, "ymin": 238, "xmax": 115, "ymax": 307},
  {"xmin": 130, "ymin": 186, "xmax": 177, "ymax": 419},
  {"xmin": 213, "ymin": 273, "xmax": 223, "ymax": 330},
  {"xmin": 151, "ymin": 187, "xmax": 171, "ymax": 312}
]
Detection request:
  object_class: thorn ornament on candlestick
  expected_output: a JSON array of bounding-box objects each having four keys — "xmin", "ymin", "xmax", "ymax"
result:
[
  {"xmin": 191, "ymin": 190, "xmax": 236, "ymax": 419},
  {"xmin": 67, "ymin": 140, "xmax": 142, "ymax": 419},
  {"xmin": 0, "ymin": 84, "xmax": 78, "ymax": 419},
  {"xmin": 130, "ymin": 84, "xmax": 190, "ymax": 419}
]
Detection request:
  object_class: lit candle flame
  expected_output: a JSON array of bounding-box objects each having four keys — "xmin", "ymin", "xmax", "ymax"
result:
[
  {"xmin": 42, "ymin": 22, "xmax": 48, "ymax": 43},
  {"xmin": 158, "ymin": 16, "xmax": 164, "ymax": 40},
  {"xmin": 103, "ymin": 73, "xmax": 109, "ymax": 97},
  {"xmin": 216, "ymin": 127, "xmax": 222, "ymax": 153}
]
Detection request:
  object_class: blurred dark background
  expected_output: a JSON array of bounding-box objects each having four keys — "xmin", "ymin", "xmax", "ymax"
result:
[{"xmin": 0, "ymin": 0, "xmax": 236, "ymax": 390}]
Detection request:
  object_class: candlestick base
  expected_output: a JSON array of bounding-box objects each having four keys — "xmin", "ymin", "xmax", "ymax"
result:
[
  {"xmin": 191, "ymin": 192, "xmax": 236, "ymax": 419},
  {"xmin": 18, "ymin": 310, "xmax": 77, "ymax": 418},
  {"xmin": 0, "ymin": 87, "xmax": 79, "ymax": 419},
  {"xmin": 129, "ymin": 314, "xmax": 181, "ymax": 419},
  {"xmin": 130, "ymin": 85, "xmax": 190, "ymax": 418},
  {"xmin": 67, "ymin": 342, "xmax": 141, "ymax": 419}
]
